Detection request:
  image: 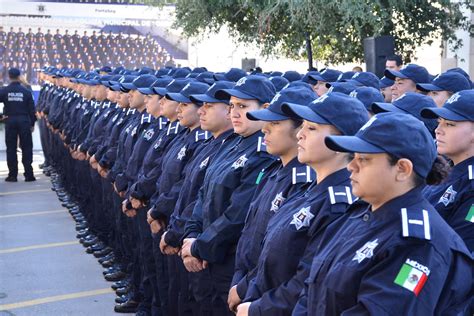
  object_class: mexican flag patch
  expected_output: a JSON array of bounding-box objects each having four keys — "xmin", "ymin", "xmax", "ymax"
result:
[
  {"xmin": 394, "ymin": 259, "xmax": 430, "ymax": 296},
  {"xmin": 465, "ymin": 205, "xmax": 474, "ymax": 223}
]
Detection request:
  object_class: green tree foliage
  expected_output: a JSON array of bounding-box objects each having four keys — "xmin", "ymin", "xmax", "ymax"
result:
[{"xmin": 151, "ymin": 0, "xmax": 472, "ymax": 65}]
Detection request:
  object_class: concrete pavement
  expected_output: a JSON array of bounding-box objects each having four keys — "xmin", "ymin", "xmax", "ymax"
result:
[{"xmin": 0, "ymin": 150, "xmax": 117, "ymax": 315}]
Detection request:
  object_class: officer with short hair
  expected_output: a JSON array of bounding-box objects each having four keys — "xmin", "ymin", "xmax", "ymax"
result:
[{"xmin": 0, "ymin": 67, "xmax": 36, "ymax": 182}]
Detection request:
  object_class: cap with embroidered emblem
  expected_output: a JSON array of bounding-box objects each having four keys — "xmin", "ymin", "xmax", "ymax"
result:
[{"xmin": 420, "ymin": 90, "xmax": 474, "ymax": 121}]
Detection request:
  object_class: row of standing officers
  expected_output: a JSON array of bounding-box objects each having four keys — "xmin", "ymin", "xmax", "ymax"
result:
[{"xmin": 34, "ymin": 64, "xmax": 473, "ymax": 316}]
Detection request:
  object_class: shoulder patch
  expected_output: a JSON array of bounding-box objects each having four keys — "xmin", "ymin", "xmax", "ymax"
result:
[
  {"xmin": 231, "ymin": 154, "xmax": 248, "ymax": 169},
  {"xmin": 257, "ymin": 136, "xmax": 267, "ymax": 153},
  {"xmin": 328, "ymin": 186, "xmax": 355, "ymax": 205},
  {"xmin": 401, "ymin": 208, "xmax": 431, "ymax": 240},
  {"xmin": 292, "ymin": 166, "xmax": 316, "ymax": 184}
]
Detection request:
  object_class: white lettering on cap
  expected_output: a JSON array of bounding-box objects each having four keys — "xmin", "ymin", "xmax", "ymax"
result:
[
  {"xmin": 360, "ymin": 115, "xmax": 377, "ymax": 131},
  {"xmin": 271, "ymin": 93, "xmax": 281, "ymax": 104},
  {"xmin": 349, "ymin": 90, "xmax": 358, "ymax": 98},
  {"xmin": 236, "ymin": 77, "xmax": 247, "ymax": 87},
  {"xmin": 446, "ymin": 92, "xmax": 461, "ymax": 104},
  {"xmin": 312, "ymin": 94, "xmax": 329, "ymax": 104}
]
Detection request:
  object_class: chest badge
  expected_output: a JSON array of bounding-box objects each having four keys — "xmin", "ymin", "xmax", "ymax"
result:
[
  {"xmin": 231, "ymin": 154, "xmax": 248, "ymax": 170},
  {"xmin": 200, "ymin": 156, "xmax": 210, "ymax": 169},
  {"xmin": 438, "ymin": 185, "xmax": 457, "ymax": 207},
  {"xmin": 290, "ymin": 206, "xmax": 314, "ymax": 230},
  {"xmin": 352, "ymin": 239, "xmax": 379, "ymax": 263},
  {"xmin": 270, "ymin": 192, "xmax": 285, "ymax": 212},
  {"xmin": 177, "ymin": 146, "xmax": 187, "ymax": 160}
]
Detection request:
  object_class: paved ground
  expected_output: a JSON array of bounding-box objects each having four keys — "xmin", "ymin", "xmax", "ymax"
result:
[{"xmin": 0, "ymin": 150, "xmax": 117, "ymax": 315}]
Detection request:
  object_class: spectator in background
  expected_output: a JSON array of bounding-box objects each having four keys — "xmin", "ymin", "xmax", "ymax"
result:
[{"xmin": 385, "ymin": 54, "xmax": 403, "ymax": 71}]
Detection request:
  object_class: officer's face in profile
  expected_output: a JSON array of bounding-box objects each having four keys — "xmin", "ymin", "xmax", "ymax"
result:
[
  {"xmin": 297, "ymin": 121, "xmax": 341, "ymax": 168},
  {"xmin": 381, "ymin": 86, "xmax": 393, "ymax": 103},
  {"xmin": 82, "ymin": 85, "xmax": 92, "ymax": 99},
  {"xmin": 347, "ymin": 153, "xmax": 402, "ymax": 208},
  {"xmin": 95, "ymin": 85, "xmax": 108, "ymax": 101},
  {"xmin": 160, "ymin": 97, "xmax": 179, "ymax": 120},
  {"xmin": 177, "ymin": 102, "xmax": 200, "ymax": 129},
  {"xmin": 313, "ymin": 81, "xmax": 329, "ymax": 97},
  {"xmin": 435, "ymin": 118, "xmax": 474, "ymax": 165},
  {"xmin": 106, "ymin": 89, "xmax": 118, "ymax": 103},
  {"xmin": 129, "ymin": 89, "xmax": 145, "ymax": 108},
  {"xmin": 198, "ymin": 102, "xmax": 231, "ymax": 134},
  {"xmin": 117, "ymin": 92, "xmax": 130, "ymax": 108},
  {"xmin": 229, "ymin": 96, "xmax": 265, "ymax": 137},
  {"xmin": 391, "ymin": 78, "xmax": 416, "ymax": 101},
  {"xmin": 145, "ymin": 95, "xmax": 161, "ymax": 117},
  {"xmin": 262, "ymin": 120, "xmax": 299, "ymax": 158},
  {"xmin": 428, "ymin": 90, "xmax": 452, "ymax": 108}
]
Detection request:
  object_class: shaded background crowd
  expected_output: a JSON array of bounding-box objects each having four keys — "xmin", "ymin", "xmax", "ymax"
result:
[{"xmin": 0, "ymin": 26, "xmax": 176, "ymax": 85}]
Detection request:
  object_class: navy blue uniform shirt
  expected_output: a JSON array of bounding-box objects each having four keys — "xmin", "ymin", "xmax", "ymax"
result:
[
  {"xmin": 423, "ymin": 156, "xmax": 474, "ymax": 252},
  {"xmin": 0, "ymin": 81, "xmax": 36, "ymax": 126},
  {"xmin": 232, "ymin": 158, "xmax": 315, "ymax": 298},
  {"xmin": 292, "ymin": 186, "xmax": 473, "ymax": 315},
  {"xmin": 244, "ymin": 168, "xmax": 356, "ymax": 316},
  {"xmin": 185, "ymin": 131, "xmax": 276, "ymax": 263}
]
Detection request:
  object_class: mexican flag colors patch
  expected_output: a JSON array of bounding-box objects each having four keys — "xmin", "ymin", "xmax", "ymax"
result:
[
  {"xmin": 394, "ymin": 259, "xmax": 430, "ymax": 296},
  {"xmin": 465, "ymin": 205, "xmax": 474, "ymax": 223}
]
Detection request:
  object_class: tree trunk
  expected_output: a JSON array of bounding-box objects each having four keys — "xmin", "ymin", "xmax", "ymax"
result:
[{"xmin": 305, "ymin": 32, "xmax": 313, "ymax": 70}]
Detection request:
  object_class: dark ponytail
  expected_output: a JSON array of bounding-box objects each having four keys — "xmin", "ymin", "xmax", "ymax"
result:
[
  {"xmin": 424, "ymin": 155, "xmax": 451, "ymax": 185},
  {"xmin": 387, "ymin": 154, "xmax": 451, "ymax": 186}
]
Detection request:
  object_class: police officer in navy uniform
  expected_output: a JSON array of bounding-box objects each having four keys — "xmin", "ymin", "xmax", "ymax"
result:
[
  {"xmin": 0, "ymin": 67, "xmax": 36, "ymax": 182},
  {"xmin": 421, "ymin": 90, "xmax": 474, "ymax": 253},
  {"xmin": 228, "ymin": 86, "xmax": 318, "ymax": 313},
  {"xmin": 235, "ymin": 93, "xmax": 369, "ymax": 316},
  {"xmin": 293, "ymin": 113, "xmax": 473, "ymax": 315}
]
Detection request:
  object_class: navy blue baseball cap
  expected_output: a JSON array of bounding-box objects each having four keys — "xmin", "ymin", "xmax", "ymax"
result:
[
  {"xmin": 326, "ymin": 82, "xmax": 358, "ymax": 95},
  {"xmin": 270, "ymin": 76, "xmax": 290, "ymax": 92},
  {"xmin": 166, "ymin": 81, "xmax": 210, "ymax": 104},
  {"xmin": 309, "ymin": 68, "xmax": 342, "ymax": 83},
  {"xmin": 384, "ymin": 63, "xmax": 430, "ymax": 84},
  {"xmin": 122, "ymin": 74, "xmax": 157, "ymax": 91},
  {"xmin": 8, "ymin": 67, "xmax": 21, "ymax": 78},
  {"xmin": 111, "ymin": 75, "xmax": 137, "ymax": 92},
  {"xmin": 349, "ymin": 87, "xmax": 384, "ymax": 111},
  {"xmin": 287, "ymin": 81, "xmax": 314, "ymax": 91},
  {"xmin": 214, "ymin": 68, "xmax": 247, "ymax": 82},
  {"xmin": 416, "ymin": 71, "xmax": 471, "ymax": 93},
  {"xmin": 421, "ymin": 90, "xmax": 474, "ymax": 121},
  {"xmin": 301, "ymin": 71, "xmax": 320, "ymax": 85},
  {"xmin": 345, "ymin": 72, "xmax": 380, "ymax": 89},
  {"xmin": 172, "ymin": 68, "xmax": 191, "ymax": 79},
  {"xmin": 154, "ymin": 78, "xmax": 193, "ymax": 97},
  {"xmin": 380, "ymin": 76, "xmax": 394, "ymax": 89},
  {"xmin": 99, "ymin": 75, "xmax": 113, "ymax": 86},
  {"xmin": 337, "ymin": 71, "xmax": 356, "ymax": 82},
  {"xmin": 283, "ymin": 71, "xmax": 302, "ymax": 82},
  {"xmin": 446, "ymin": 67, "xmax": 473, "ymax": 88},
  {"xmin": 247, "ymin": 86, "xmax": 317, "ymax": 121},
  {"xmin": 195, "ymin": 71, "xmax": 215, "ymax": 84},
  {"xmin": 190, "ymin": 81, "xmax": 235, "ymax": 104},
  {"xmin": 155, "ymin": 68, "xmax": 171, "ymax": 77},
  {"xmin": 372, "ymin": 92, "xmax": 438, "ymax": 134},
  {"xmin": 215, "ymin": 75, "xmax": 276, "ymax": 104},
  {"xmin": 325, "ymin": 112, "xmax": 437, "ymax": 178},
  {"xmin": 138, "ymin": 77, "xmax": 173, "ymax": 95},
  {"xmin": 282, "ymin": 92, "xmax": 369, "ymax": 135}
]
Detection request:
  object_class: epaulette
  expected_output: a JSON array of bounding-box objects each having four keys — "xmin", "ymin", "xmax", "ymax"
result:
[
  {"xmin": 166, "ymin": 121, "xmax": 181, "ymax": 135},
  {"xmin": 400, "ymin": 208, "xmax": 431, "ymax": 240},
  {"xmin": 257, "ymin": 136, "xmax": 267, "ymax": 153},
  {"xmin": 158, "ymin": 117, "xmax": 168, "ymax": 130},
  {"xmin": 195, "ymin": 130, "xmax": 211, "ymax": 142},
  {"xmin": 328, "ymin": 186, "xmax": 356, "ymax": 205},
  {"xmin": 468, "ymin": 165, "xmax": 473, "ymax": 180},
  {"xmin": 140, "ymin": 113, "xmax": 152, "ymax": 125},
  {"xmin": 292, "ymin": 166, "xmax": 316, "ymax": 184}
]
